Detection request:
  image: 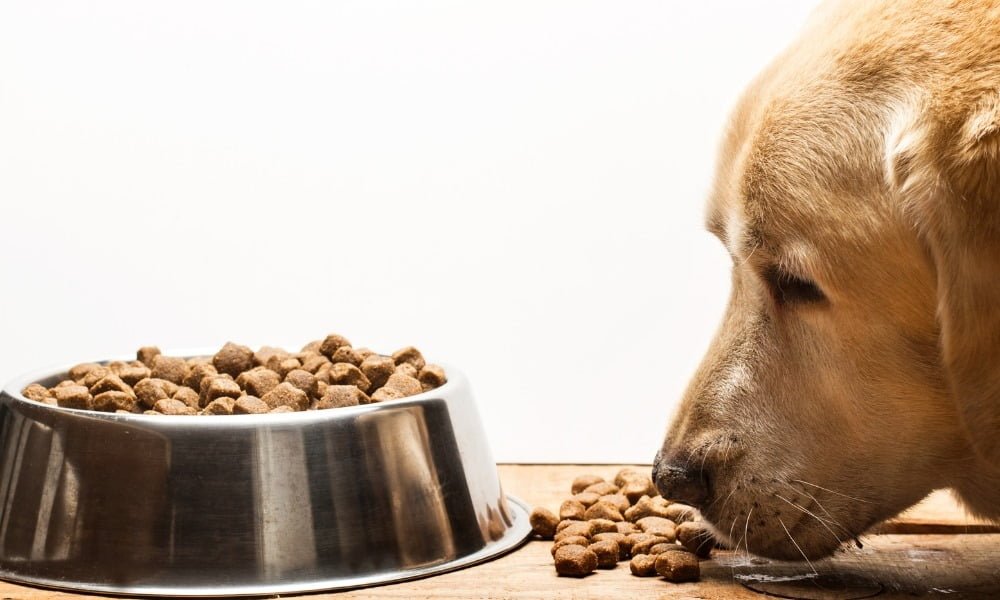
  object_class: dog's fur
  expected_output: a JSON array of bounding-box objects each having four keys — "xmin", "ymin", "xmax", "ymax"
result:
[{"xmin": 656, "ymin": 0, "xmax": 1000, "ymax": 560}]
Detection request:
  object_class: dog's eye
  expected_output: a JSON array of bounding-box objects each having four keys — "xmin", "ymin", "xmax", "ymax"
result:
[{"xmin": 763, "ymin": 266, "xmax": 826, "ymax": 306}]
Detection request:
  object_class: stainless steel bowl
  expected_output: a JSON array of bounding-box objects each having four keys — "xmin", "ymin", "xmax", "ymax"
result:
[{"xmin": 0, "ymin": 358, "xmax": 529, "ymax": 596}]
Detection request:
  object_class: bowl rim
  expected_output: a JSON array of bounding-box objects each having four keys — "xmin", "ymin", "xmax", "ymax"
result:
[{"xmin": 0, "ymin": 348, "xmax": 464, "ymax": 425}]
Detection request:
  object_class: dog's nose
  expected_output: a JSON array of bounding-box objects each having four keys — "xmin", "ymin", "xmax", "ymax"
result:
[{"xmin": 652, "ymin": 451, "xmax": 709, "ymax": 507}]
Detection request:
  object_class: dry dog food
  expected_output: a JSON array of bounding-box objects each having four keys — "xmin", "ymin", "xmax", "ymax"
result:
[
  {"xmin": 529, "ymin": 468, "xmax": 717, "ymax": 585},
  {"xmin": 21, "ymin": 334, "xmax": 447, "ymax": 416}
]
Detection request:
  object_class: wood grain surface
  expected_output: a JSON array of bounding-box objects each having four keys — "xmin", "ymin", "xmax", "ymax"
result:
[{"xmin": 0, "ymin": 464, "xmax": 994, "ymax": 599}]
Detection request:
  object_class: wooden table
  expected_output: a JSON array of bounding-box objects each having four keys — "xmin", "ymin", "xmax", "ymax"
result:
[{"xmin": 1, "ymin": 465, "xmax": 996, "ymax": 599}]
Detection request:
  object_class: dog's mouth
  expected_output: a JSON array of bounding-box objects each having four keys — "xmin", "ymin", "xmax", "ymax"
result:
[{"xmin": 698, "ymin": 476, "xmax": 876, "ymax": 561}]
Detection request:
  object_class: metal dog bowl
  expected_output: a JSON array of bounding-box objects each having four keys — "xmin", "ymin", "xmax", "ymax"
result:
[{"xmin": 0, "ymin": 358, "xmax": 529, "ymax": 596}]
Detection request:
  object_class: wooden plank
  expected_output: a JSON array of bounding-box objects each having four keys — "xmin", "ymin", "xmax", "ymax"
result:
[{"xmin": 0, "ymin": 464, "xmax": 994, "ymax": 599}]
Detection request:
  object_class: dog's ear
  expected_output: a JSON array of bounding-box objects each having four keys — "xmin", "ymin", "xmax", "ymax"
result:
[{"xmin": 886, "ymin": 91, "xmax": 1000, "ymax": 466}]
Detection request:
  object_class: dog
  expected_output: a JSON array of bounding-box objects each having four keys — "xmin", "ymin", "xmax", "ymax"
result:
[{"xmin": 653, "ymin": 0, "xmax": 1000, "ymax": 560}]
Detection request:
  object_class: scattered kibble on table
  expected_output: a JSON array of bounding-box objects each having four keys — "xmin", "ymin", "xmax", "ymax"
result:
[{"xmin": 530, "ymin": 468, "xmax": 716, "ymax": 582}]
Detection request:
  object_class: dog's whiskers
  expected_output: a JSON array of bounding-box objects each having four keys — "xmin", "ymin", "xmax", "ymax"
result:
[
  {"xmin": 787, "ymin": 483, "xmax": 854, "ymax": 539},
  {"xmin": 778, "ymin": 517, "xmax": 818, "ymax": 576},
  {"xmin": 774, "ymin": 493, "xmax": 845, "ymax": 548},
  {"xmin": 791, "ymin": 479, "xmax": 871, "ymax": 504}
]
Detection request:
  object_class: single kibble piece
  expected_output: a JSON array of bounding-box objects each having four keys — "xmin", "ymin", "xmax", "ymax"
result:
[
  {"xmin": 212, "ymin": 342, "xmax": 255, "ymax": 377},
  {"xmin": 299, "ymin": 340, "xmax": 323, "ymax": 354},
  {"xmin": 328, "ymin": 363, "xmax": 372, "ymax": 392},
  {"xmin": 614, "ymin": 468, "xmax": 643, "ymax": 487},
  {"xmin": 583, "ymin": 481, "xmax": 620, "ymax": 496},
  {"xmin": 554, "ymin": 521, "xmax": 593, "ymax": 541},
  {"xmin": 600, "ymin": 494, "xmax": 630, "ymax": 513},
  {"xmin": 94, "ymin": 391, "xmax": 138, "ymax": 412},
  {"xmin": 629, "ymin": 554, "xmax": 657, "ymax": 577},
  {"xmin": 136, "ymin": 346, "xmax": 161, "ymax": 367},
  {"xmin": 201, "ymin": 376, "xmax": 243, "ymax": 406},
  {"xmin": 637, "ymin": 516, "xmax": 676, "ymax": 541},
  {"xmin": 623, "ymin": 477, "xmax": 659, "ymax": 504},
  {"xmin": 676, "ymin": 521, "xmax": 715, "ymax": 558},
  {"xmin": 589, "ymin": 518, "xmax": 618, "ymax": 534},
  {"xmin": 21, "ymin": 383, "xmax": 53, "ymax": 403},
  {"xmin": 89, "ymin": 374, "xmax": 134, "ymax": 398},
  {"xmin": 151, "ymin": 355, "xmax": 190, "ymax": 385},
  {"xmin": 584, "ymin": 501, "xmax": 624, "ymax": 522},
  {"xmin": 53, "ymin": 384, "xmax": 92, "ymax": 408},
  {"xmin": 261, "ymin": 382, "xmax": 309, "ymax": 411},
  {"xmin": 253, "ymin": 346, "xmax": 286, "ymax": 367},
  {"xmin": 354, "ymin": 347, "xmax": 377, "ymax": 360},
  {"xmin": 625, "ymin": 496, "xmax": 671, "ymax": 522},
  {"xmin": 330, "ymin": 346, "xmax": 364, "ymax": 367},
  {"xmin": 593, "ymin": 532, "xmax": 629, "ymax": 559},
  {"xmin": 316, "ymin": 385, "xmax": 370, "ymax": 409},
  {"xmin": 202, "ymin": 397, "xmax": 235, "ymax": 415},
  {"xmin": 360, "ymin": 355, "xmax": 395, "ymax": 390},
  {"xmin": 233, "ymin": 395, "xmax": 269, "ymax": 414},
  {"xmin": 529, "ymin": 507, "xmax": 559, "ymax": 539},
  {"xmin": 417, "ymin": 364, "xmax": 447, "ymax": 391},
  {"xmin": 173, "ymin": 386, "xmax": 200, "ymax": 409},
  {"xmin": 571, "ymin": 475, "xmax": 605, "ymax": 495},
  {"xmin": 572, "ymin": 492, "xmax": 601, "ymax": 507},
  {"xmin": 183, "ymin": 362, "xmax": 217, "ymax": 392},
  {"xmin": 269, "ymin": 405, "xmax": 295, "ymax": 414},
  {"xmin": 665, "ymin": 503, "xmax": 698, "ymax": 524},
  {"xmin": 267, "ymin": 356, "xmax": 302, "ymax": 378},
  {"xmin": 553, "ymin": 545, "xmax": 598, "ymax": 577},
  {"xmin": 236, "ymin": 367, "xmax": 281, "ymax": 398},
  {"xmin": 391, "ymin": 346, "xmax": 426, "ymax": 371},
  {"xmin": 383, "ymin": 372, "xmax": 422, "ymax": 396},
  {"xmin": 319, "ymin": 334, "xmax": 351, "ymax": 358},
  {"xmin": 118, "ymin": 364, "xmax": 151, "ymax": 386},
  {"xmin": 647, "ymin": 543, "xmax": 680, "ymax": 556},
  {"xmin": 550, "ymin": 535, "xmax": 591, "ymax": 556},
  {"xmin": 616, "ymin": 521, "xmax": 639, "ymax": 535},
  {"xmin": 588, "ymin": 540, "xmax": 620, "ymax": 569},
  {"xmin": 560, "ymin": 499, "xmax": 587, "ymax": 521},
  {"xmin": 395, "ymin": 363, "xmax": 418, "ymax": 378},
  {"xmin": 284, "ymin": 369, "xmax": 319, "ymax": 398},
  {"xmin": 556, "ymin": 519, "xmax": 583, "ymax": 534},
  {"xmin": 299, "ymin": 353, "xmax": 330, "ymax": 374},
  {"xmin": 654, "ymin": 550, "xmax": 700, "ymax": 582},
  {"xmin": 68, "ymin": 362, "xmax": 103, "ymax": 381},
  {"xmin": 631, "ymin": 535, "xmax": 672, "ymax": 556},
  {"xmin": 80, "ymin": 366, "xmax": 111, "ymax": 388},
  {"xmin": 134, "ymin": 378, "xmax": 170, "ymax": 408},
  {"xmin": 371, "ymin": 386, "xmax": 405, "ymax": 402},
  {"xmin": 154, "ymin": 398, "xmax": 197, "ymax": 415}
]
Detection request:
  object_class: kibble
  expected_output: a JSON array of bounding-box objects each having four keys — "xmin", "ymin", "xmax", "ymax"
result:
[
  {"xmin": 150, "ymin": 355, "xmax": 189, "ymax": 385},
  {"xmin": 233, "ymin": 395, "xmax": 269, "ymax": 414},
  {"xmin": 629, "ymin": 553, "xmax": 657, "ymax": 577},
  {"xmin": 534, "ymin": 469, "xmax": 708, "ymax": 583},
  {"xmin": 571, "ymin": 475, "xmax": 605, "ymax": 494},
  {"xmin": 21, "ymin": 334, "xmax": 444, "ymax": 417},
  {"xmin": 261, "ymin": 382, "xmax": 309, "ymax": 411},
  {"xmin": 588, "ymin": 540, "xmax": 619, "ymax": 569},
  {"xmin": 551, "ymin": 536, "xmax": 591, "ymax": 556},
  {"xmin": 584, "ymin": 501, "xmax": 623, "ymax": 522},
  {"xmin": 553, "ymin": 545, "xmax": 597, "ymax": 577},
  {"xmin": 676, "ymin": 521, "xmax": 715, "ymax": 558},
  {"xmin": 560, "ymin": 499, "xmax": 587, "ymax": 521},
  {"xmin": 665, "ymin": 503, "xmax": 698, "ymax": 524},
  {"xmin": 529, "ymin": 507, "xmax": 559, "ymax": 539},
  {"xmin": 654, "ymin": 550, "xmax": 700, "ymax": 582},
  {"xmin": 316, "ymin": 385, "xmax": 369, "ymax": 409}
]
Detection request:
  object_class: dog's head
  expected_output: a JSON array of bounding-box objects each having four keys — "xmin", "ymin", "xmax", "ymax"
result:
[{"xmin": 654, "ymin": 1, "xmax": 1000, "ymax": 560}]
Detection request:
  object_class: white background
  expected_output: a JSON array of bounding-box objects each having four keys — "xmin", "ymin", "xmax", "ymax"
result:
[{"xmin": 0, "ymin": 1, "xmax": 820, "ymax": 463}]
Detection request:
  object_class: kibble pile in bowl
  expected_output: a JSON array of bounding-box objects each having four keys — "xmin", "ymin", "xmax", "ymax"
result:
[
  {"xmin": 19, "ymin": 334, "xmax": 447, "ymax": 416},
  {"xmin": 529, "ymin": 468, "xmax": 717, "ymax": 582}
]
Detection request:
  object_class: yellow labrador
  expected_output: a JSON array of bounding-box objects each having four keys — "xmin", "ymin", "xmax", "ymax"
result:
[{"xmin": 654, "ymin": 0, "xmax": 1000, "ymax": 560}]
